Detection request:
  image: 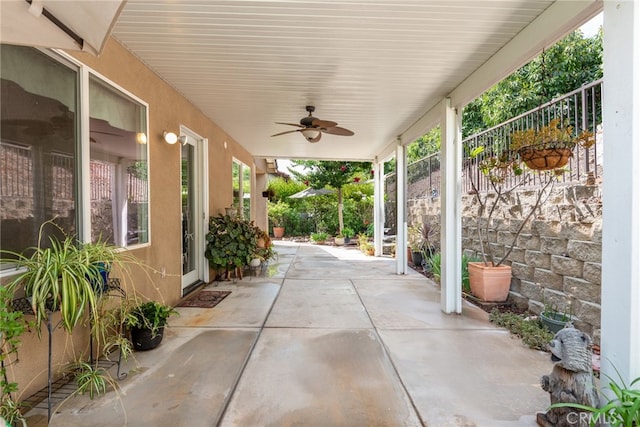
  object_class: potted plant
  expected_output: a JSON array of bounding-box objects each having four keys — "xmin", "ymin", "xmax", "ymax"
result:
[
  {"xmin": 125, "ymin": 300, "xmax": 177, "ymax": 351},
  {"xmin": 0, "ymin": 221, "xmax": 136, "ymax": 334},
  {"xmin": 267, "ymin": 201, "xmax": 291, "ymax": 238},
  {"xmin": 510, "ymin": 118, "xmax": 594, "ymax": 171},
  {"xmin": 342, "ymin": 227, "xmax": 354, "ymax": 244},
  {"xmin": 311, "ymin": 232, "xmax": 328, "ymax": 244},
  {"xmin": 408, "ymin": 223, "xmax": 439, "ymax": 267},
  {"xmin": 205, "ymin": 214, "xmax": 259, "ymax": 280},
  {"xmin": 539, "ymin": 289, "xmax": 575, "ymax": 333},
  {"xmin": 251, "ymin": 226, "xmax": 276, "ymax": 267},
  {"xmin": 334, "ymin": 232, "xmax": 345, "ymax": 246},
  {"xmin": 465, "ymin": 145, "xmax": 560, "ymax": 302}
]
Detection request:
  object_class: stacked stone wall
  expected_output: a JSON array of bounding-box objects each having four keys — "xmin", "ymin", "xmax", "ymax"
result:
[{"xmin": 406, "ymin": 184, "xmax": 602, "ymax": 342}]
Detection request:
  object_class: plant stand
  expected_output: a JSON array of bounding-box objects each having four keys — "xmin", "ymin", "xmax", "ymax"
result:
[
  {"xmin": 90, "ymin": 278, "xmax": 127, "ymax": 380},
  {"xmin": 12, "ymin": 277, "xmax": 127, "ymax": 423}
]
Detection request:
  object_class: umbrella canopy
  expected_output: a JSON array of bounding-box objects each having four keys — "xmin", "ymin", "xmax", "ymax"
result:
[{"xmin": 288, "ymin": 188, "xmax": 335, "ymax": 199}]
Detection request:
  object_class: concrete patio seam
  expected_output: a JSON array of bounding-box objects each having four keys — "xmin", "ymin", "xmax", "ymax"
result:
[
  {"xmin": 349, "ymin": 277, "xmax": 428, "ymax": 427},
  {"xmin": 214, "ymin": 243, "xmax": 298, "ymax": 427}
]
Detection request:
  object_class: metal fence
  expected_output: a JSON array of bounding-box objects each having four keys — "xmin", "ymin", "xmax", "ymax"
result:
[{"xmin": 385, "ymin": 79, "xmax": 603, "ymax": 198}]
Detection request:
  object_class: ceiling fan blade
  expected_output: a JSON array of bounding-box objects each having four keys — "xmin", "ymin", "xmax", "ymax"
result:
[
  {"xmin": 275, "ymin": 122, "xmax": 304, "ymax": 128},
  {"xmin": 312, "ymin": 119, "xmax": 338, "ymax": 128},
  {"xmin": 271, "ymin": 129, "xmax": 300, "ymax": 137},
  {"xmin": 323, "ymin": 126, "xmax": 354, "ymax": 136}
]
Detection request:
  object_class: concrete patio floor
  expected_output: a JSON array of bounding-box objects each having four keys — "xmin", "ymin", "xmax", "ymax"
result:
[{"xmin": 26, "ymin": 241, "xmax": 552, "ymax": 426}]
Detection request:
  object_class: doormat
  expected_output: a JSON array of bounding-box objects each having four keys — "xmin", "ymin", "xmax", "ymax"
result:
[{"xmin": 177, "ymin": 290, "xmax": 231, "ymax": 308}]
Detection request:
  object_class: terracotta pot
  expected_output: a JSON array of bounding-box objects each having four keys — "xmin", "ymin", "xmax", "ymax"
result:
[
  {"xmin": 273, "ymin": 227, "xmax": 285, "ymax": 238},
  {"xmin": 468, "ymin": 262, "xmax": 512, "ymax": 302},
  {"xmin": 518, "ymin": 146, "xmax": 573, "ymax": 170}
]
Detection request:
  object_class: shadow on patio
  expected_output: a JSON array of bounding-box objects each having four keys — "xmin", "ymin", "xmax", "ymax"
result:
[{"xmin": 26, "ymin": 241, "xmax": 551, "ymax": 426}]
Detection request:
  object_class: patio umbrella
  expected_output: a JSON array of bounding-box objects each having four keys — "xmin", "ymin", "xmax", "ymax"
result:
[{"xmin": 288, "ymin": 188, "xmax": 335, "ymax": 199}]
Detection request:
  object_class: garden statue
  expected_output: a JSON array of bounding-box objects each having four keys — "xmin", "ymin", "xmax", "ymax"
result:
[{"xmin": 537, "ymin": 325, "xmax": 600, "ymax": 427}]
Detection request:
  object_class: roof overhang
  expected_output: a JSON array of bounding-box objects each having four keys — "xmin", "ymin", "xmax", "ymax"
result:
[{"xmin": 0, "ymin": 0, "xmax": 126, "ymax": 55}]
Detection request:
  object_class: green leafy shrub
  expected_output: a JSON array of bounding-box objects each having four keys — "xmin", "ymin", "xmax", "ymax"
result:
[
  {"xmin": 311, "ymin": 232, "xmax": 328, "ymax": 243},
  {"xmin": 205, "ymin": 214, "xmax": 259, "ymax": 273},
  {"xmin": 0, "ymin": 287, "xmax": 28, "ymax": 425},
  {"xmin": 489, "ymin": 309, "xmax": 553, "ymax": 351},
  {"xmin": 126, "ymin": 301, "xmax": 178, "ymax": 338}
]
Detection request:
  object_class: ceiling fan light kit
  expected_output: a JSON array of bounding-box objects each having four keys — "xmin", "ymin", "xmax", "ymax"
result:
[{"xmin": 271, "ymin": 105, "xmax": 354, "ymax": 143}]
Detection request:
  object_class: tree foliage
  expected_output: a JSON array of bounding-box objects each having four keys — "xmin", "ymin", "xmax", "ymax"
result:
[
  {"xmin": 403, "ymin": 28, "xmax": 603, "ymax": 160},
  {"xmin": 288, "ymin": 160, "xmax": 372, "ymax": 233}
]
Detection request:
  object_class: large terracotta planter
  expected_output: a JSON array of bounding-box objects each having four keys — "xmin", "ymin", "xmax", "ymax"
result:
[
  {"xmin": 468, "ymin": 262, "xmax": 512, "ymax": 302},
  {"xmin": 273, "ymin": 227, "xmax": 285, "ymax": 238}
]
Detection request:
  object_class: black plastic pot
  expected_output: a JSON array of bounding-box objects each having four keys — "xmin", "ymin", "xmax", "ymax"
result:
[
  {"xmin": 130, "ymin": 326, "xmax": 165, "ymax": 351},
  {"xmin": 411, "ymin": 251, "xmax": 423, "ymax": 267}
]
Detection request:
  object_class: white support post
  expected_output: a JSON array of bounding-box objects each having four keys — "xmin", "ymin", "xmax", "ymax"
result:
[
  {"xmin": 600, "ymin": 1, "xmax": 640, "ymax": 386},
  {"xmin": 395, "ymin": 139, "xmax": 408, "ymax": 274},
  {"xmin": 373, "ymin": 158, "xmax": 385, "ymax": 256},
  {"xmin": 440, "ymin": 98, "xmax": 462, "ymax": 314}
]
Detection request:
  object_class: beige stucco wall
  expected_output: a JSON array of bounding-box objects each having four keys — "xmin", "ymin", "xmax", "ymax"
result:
[{"xmin": 8, "ymin": 38, "xmax": 263, "ymax": 401}]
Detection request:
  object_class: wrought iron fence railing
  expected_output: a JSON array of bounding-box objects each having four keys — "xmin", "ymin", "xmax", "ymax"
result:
[{"xmin": 385, "ymin": 79, "xmax": 603, "ymax": 198}]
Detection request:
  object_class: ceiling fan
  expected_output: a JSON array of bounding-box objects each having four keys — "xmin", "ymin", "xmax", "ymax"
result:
[{"xmin": 271, "ymin": 106, "xmax": 354, "ymax": 143}]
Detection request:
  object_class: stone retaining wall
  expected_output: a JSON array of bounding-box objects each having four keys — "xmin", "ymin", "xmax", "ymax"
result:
[{"xmin": 406, "ymin": 184, "xmax": 603, "ymax": 342}]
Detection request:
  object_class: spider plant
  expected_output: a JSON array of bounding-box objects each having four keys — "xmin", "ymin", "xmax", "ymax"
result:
[{"xmin": 0, "ymin": 220, "xmax": 133, "ymax": 335}]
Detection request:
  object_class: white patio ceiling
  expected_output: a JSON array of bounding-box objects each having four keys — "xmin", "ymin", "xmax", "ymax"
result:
[{"xmin": 111, "ymin": 0, "xmax": 602, "ymax": 162}]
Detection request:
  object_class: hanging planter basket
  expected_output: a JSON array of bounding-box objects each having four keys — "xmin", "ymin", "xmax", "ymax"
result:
[{"xmin": 517, "ymin": 144, "xmax": 574, "ymax": 171}]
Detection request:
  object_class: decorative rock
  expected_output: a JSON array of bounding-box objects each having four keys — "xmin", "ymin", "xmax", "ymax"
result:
[
  {"xmin": 550, "ymin": 256, "xmax": 583, "ymax": 277},
  {"xmin": 567, "ymin": 240, "xmax": 601, "ymax": 263},
  {"xmin": 560, "ymin": 222, "xmax": 593, "ymax": 241},
  {"xmin": 564, "ymin": 277, "xmax": 600, "ymax": 305},
  {"xmin": 540, "ymin": 237, "xmax": 568, "ymax": 256},
  {"xmin": 520, "ymin": 280, "xmax": 543, "ymax": 301},
  {"xmin": 537, "ymin": 326, "xmax": 599, "ymax": 427},
  {"xmin": 582, "ymin": 262, "xmax": 601, "ymax": 285},
  {"xmin": 496, "ymin": 230, "xmax": 515, "ymax": 245},
  {"xmin": 525, "ymin": 250, "xmax": 551, "ymax": 269},
  {"xmin": 506, "ymin": 247, "xmax": 525, "ymax": 263},
  {"xmin": 534, "ymin": 268, "xmax": 564, "ymax": 291},
  {"xmin": 532, "ymin": 220, "xmax": 561, "ymax": 238},
  {"xmin": 511, "ymin": 262, "xmax": 534, "ymax": 281}
]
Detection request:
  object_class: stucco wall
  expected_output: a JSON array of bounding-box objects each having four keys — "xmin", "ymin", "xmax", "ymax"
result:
[
  {"xmin": 69, "ymin": 38, "xmax": 258, "ymax": 304},
  {"xmin": 7, "ymin": 38, "xmax": 263, "ymax": 401},
  {"xmin": 408, "ymin": 184, "xmax": 603, "ymax": 342}
]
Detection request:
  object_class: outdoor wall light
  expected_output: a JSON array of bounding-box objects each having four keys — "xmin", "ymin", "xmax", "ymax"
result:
[
  {"xmin": 301, "ymin": 128, "xmax": 322, "ymax": 142},
  {"xmin": 136, "ymin": 132, "xmax": 148, "ymax": 145},
  {"xmin": 163, "ymin": 131, "xmax": 178, "ymax": 144},
  {"xmin": 178, "ymin": 135, "xmax": 188, "ymax": 145}
]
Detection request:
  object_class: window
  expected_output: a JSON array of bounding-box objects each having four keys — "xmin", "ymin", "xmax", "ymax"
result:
[
  {"xmin": 89, "ymin": 76, "xmax": 148, "ymax": 246},
  {"xmin": 232, "ymin": 159, "xmax": 251, "ymax": 219},
  {"xmin": 0, "ymin": 45, "xmax": 78, "ymax": 259},
  {"xmin": 0, "ymin": 45, "xmax": 149, "ymax": 265}
]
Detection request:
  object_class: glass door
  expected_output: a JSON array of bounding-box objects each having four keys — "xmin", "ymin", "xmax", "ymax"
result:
[{"xmin": 181, "ymin": 133, "xmax": 204, "ymax": 290}]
